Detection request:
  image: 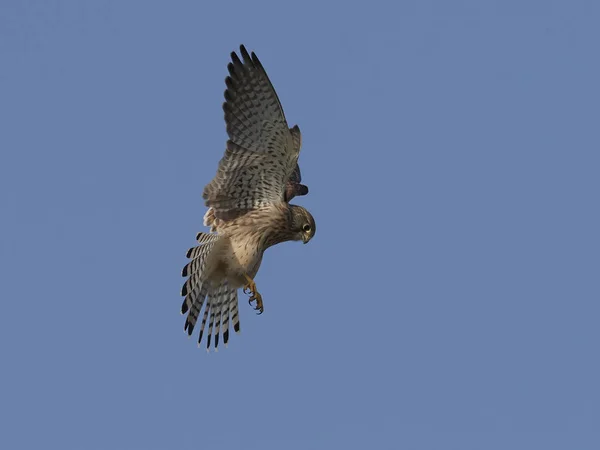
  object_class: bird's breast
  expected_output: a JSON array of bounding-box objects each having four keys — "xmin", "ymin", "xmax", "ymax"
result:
[{"xmin": 221, "ymin": 233, "xmax": 263, "ymax": 280}]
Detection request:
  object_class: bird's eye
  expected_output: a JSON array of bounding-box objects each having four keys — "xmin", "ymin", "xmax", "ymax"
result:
[{"xmin": 302, "ymin": 224, "xmax": 311, "ymax": 232}]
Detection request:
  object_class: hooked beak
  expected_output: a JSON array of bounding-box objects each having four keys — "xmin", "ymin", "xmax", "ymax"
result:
[{"xmin": 302, "ymin": 234, "xmax": 309, "ymax": 244}]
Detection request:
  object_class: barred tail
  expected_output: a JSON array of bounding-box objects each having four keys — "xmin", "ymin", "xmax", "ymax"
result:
[{"xmin": 180, "ymin": 232, "xmax": 240, "ymax": 350}]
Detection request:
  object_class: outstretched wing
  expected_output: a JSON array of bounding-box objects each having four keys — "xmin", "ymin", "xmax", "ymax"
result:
[{"xmin": 203, "ymin": 45, "xmax": 301, "ymax": 221}]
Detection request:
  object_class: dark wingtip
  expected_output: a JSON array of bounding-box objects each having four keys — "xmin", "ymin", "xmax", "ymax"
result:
[
  {"xmin": 185, "ymin": 247, "xmax": 195, "ymax": 259},
  {"xmin": 181, "ymin": 284, "xmax": 188, "ymax": 297},
  {"xmin": 239, "ymin": 45, "xmax": 251, "ymax": 62},
  {"xmin": 298, "ymin": 184, "xmax": 309, "ymax": 196},
  {"xmin": 181, "ymin": 300, "xmax": 189, "ymax": 315},
  {"xmin": 227, "ymin": 62, "xmax": 236, "ymax": 77},
  {"xmin": 234, "ymin": 322, "xmax": 240, "ymax": 333},
  {"xmin": 230, "ymin": 51, "xmax": 245, "ymax": 75},
  {"xmin": 250, "ymin": 50, "xmax": 263, "ymax": 70}
]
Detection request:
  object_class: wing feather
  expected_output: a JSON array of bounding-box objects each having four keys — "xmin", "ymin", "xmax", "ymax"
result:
[{"xmin": 203, "ymin": 45, "xmax": 301, "ymax": 221}]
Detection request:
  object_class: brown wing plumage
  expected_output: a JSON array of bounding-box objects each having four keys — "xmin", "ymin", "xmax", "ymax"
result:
[
  {"xmin": 203, "ymin": 45, "xmax": 302, "ymax": 221},
  {"xmin": 284, "ymin": 126, "xmax": 309, "ymax": 202}
]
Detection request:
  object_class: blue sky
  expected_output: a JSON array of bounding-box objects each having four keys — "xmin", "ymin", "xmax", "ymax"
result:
[{"xmin": 1, "ymin": 1, "xmax": 599, "ymax": 449}]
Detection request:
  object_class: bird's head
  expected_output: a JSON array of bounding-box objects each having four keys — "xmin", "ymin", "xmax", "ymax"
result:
[{"xmin": 289, "ymin": 205, "xmax": 316, "ymax": 244}]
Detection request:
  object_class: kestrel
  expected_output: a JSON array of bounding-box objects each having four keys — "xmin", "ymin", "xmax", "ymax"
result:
[{"xmin": 180, "ymin": 45, "xmax": 316, "ymax": 350}]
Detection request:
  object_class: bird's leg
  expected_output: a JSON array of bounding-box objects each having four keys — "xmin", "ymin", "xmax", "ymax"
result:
[
  {"xmin": 243, "ymin": 273, "xmax": 264, "ymax": 314},
  {"xmin": 242, "ymin": 273, "xmax": 257, "ymax": 296}
]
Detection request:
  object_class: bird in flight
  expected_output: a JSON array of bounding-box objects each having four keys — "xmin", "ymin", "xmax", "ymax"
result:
[{"xmin": 180, "ymin": 45, "xmax": 316, "ymax": 350}]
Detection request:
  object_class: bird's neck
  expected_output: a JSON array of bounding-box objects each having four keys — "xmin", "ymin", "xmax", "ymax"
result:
[{"xmin": 260, "ymin": 207, "xmax": 294, "ymax": 249}]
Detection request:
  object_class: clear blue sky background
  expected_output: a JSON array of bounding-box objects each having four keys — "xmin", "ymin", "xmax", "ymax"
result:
[{"xmin": 1, "ymin": 1, "xmax": 599, "ymax": 449}]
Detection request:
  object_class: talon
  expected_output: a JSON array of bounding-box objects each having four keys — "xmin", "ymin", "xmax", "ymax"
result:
[
  {"xmin": 252, "ymin": 293, "xmax": 264, "ymax": 314},
  {"xmin": 243, "ymin": 273, "xmax": 264, "ymax": 314}
]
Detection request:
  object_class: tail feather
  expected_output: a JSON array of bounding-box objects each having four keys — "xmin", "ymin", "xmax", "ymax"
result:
[
  {"xmin": 185, "ymin": 232, "xmax": 219, "ymax": 260},
  {"xmin": 213, "ymin": 288, "xmax": 224, "ymax": 350},
  {"xmin": 181, "ymin": 231, "xmax": 239, "ymax": 350},
  {"xmin": 198, "ymin": 304, "xmax": 210, "ymax": 345},
  {"xmin": 183, "ymin": 281, "xmax": 209, "ymax": 333},
  {"xmin": 200, "ymin": 282, "xmax": 236, "ymax": 351},
  {"xmin": 221, "ymin": 291, "xmax": 231, "ymax": 346},
  {"xmin": 205, "ymin": 288, "xmax": 220, "ymax": 350},
  {"xmin": 231, "ymin": 292, "xmax": 241, "ymax": 333},
  {"xmin": 181, "ymin": 232, "xmax": 219, "ymax": 326}
]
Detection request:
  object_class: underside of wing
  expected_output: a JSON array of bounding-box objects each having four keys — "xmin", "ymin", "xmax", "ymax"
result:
[{"xmin": 203, "ymin": 45, "xmax": 301, "ymax": 221}]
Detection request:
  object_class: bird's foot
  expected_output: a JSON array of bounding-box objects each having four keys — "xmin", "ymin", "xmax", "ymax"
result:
[
  {"xmin": 248, "ymin": 291, "xmax": 264, "ymax": 315},
  {"xmin": 243, "ymin": 274, "xmax": 264, "ymax": 314}
]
